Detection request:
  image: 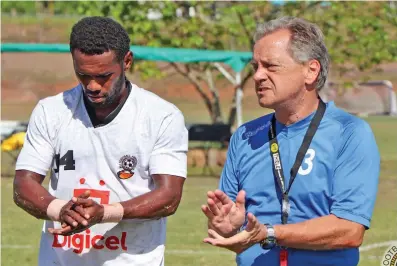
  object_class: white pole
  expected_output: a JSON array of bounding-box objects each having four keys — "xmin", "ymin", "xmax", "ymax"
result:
[
  {"xmin": 386, "ymin": 81, "xmax": 397, "ymax": 116},
  {"xmin": 213, "ymin": 63, "xmax": 237, "ymax": 85},
  {"xmin": 236, "ymin": 72, "xmax": 243, "ymax": 127}
]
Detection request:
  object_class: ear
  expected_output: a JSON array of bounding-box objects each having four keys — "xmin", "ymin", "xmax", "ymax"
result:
[
  {"xmin": 304, "ymin": 59, "xmax": 321, "ymax": 88},
  {"xmin": 123, "ymin": 51, "xmax": 133, "ymax": 71}
]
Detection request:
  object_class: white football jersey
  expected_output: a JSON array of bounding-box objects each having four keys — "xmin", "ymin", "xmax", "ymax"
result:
[{"xmin": 16, "ymin": 82, "xmax": 188, "ymax": 266}]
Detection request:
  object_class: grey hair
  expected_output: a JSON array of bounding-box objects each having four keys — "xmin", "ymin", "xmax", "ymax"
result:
[{"xmin": 254, "ymin": 16, "xmax": 330, "ymax": 91}]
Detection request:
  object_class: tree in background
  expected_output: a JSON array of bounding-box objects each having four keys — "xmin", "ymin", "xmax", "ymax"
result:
[{"xmin": 284, "ymin": 1, "xmax": 397, "ymax": 76}]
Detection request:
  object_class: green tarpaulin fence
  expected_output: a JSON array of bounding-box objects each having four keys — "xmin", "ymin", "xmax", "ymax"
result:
[{"xmin": 1, "ymin": 43, "xmax": 252, "ymax": 72}]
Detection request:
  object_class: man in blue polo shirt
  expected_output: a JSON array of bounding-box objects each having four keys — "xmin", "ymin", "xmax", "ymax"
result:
[{"xmin": 201, "ymin": 16, "xmax": 380, "ymax": 266}]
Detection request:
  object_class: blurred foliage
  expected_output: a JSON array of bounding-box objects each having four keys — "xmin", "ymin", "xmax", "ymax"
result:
[
  {"xmin": 289, "ymin": 1, "xmax": 397, "ymax": 73},
  {"xmin": 3, "ymin": 1, "xmax": 396, "ymax": 73},
  {"xmin": 1, "ymin": 1, "xmax": 37, "ymax": 14}
]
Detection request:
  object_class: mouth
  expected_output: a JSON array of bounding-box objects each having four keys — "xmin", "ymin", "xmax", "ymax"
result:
[
  {"xmin": 256, "ymin": 87, "xmax": 272, "ymax": 94},
  {"xmin": 86, "ymin": 95, "xmax": 104, "ymax": 102}
]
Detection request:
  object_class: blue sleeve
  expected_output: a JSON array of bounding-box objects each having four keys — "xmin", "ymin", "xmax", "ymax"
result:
[
  {"xmin": 330, "ymin": 120, "xmax": 380, "ymax": 229},
  {"xmin": 219, "ymin": 131, "xmax": 239, "ymax": 202}
]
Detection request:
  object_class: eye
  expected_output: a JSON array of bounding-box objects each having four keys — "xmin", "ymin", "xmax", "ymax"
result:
[
  {"xmin": 96, "ymin": 74, "xmax": 111, "ymax": 79},
  {"xmin": 76, "ymin": 72, "xmax": 88, "ymax": 78},
  {"xmin": 267, "ymin": 65, "xmax": 279, "ymax": 71}
]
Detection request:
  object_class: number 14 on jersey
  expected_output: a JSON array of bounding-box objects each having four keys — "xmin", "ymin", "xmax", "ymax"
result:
[{"xmin": 54, "ymin": 150, "xmax": 76, "ymax": 173}]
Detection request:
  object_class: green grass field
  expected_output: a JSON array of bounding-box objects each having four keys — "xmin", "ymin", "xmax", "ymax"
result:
[{"xmin": 1, "ymin": 116, "xmax": 396, "ymax": 266}]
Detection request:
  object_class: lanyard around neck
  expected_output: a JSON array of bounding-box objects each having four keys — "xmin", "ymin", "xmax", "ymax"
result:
[{"xmin": 268, "ymin": 99, "xmax": 326, "ymax": 224}]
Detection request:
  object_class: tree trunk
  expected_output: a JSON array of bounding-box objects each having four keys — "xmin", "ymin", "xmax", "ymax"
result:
[
  {"xmin": 205, "ymin": 68, "xmax": 223, "ymax": 123},
  {"xmin": 227, "ymin": 92, "xmax": 238, "ymax": 125},
  {"xmin": 210, "ymin": 100, "xmax": 223, "ymax": 123},
  {"xmin": 171, "ymin": 63, "xmax": 221, "ymax": 124}
]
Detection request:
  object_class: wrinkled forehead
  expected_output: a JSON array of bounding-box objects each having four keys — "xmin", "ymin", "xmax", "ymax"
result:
[{"xmin": 253, "ymin": 29, "xmax": 292, "ymax": 61}]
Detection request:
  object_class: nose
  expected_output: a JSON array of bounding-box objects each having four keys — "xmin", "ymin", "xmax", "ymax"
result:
[
  {"xmin": 85, "ymin": 79, "xmax": 102, "ymax": 93},
  {"xmin": 253, "ymin": 66, "xmax": 268, "ymax": 85}
]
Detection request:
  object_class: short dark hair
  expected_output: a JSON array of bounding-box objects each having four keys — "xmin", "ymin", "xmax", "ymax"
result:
[{"xmin": 70, "ymin": 16, "xmax": 130, "ymax": 62}]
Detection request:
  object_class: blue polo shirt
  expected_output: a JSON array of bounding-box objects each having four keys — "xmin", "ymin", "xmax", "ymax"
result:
[{"xmin": 219, "ymin": 101, "xmax": 380, "ymax": 266}]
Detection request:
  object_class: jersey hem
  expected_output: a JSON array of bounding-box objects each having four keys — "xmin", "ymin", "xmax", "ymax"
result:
[
  {"xmin": 15, "ymin": 164, "xmax": 48, "ymax": 176},
  {"xmin": 149, "ymin": 168, "xmax": 187, "ymax": 178}
]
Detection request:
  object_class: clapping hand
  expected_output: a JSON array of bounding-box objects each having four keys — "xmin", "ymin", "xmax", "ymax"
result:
[
  {"xmin": 204, "ymin": 212, "xmax": 267, "ymax": 254},
  {"xmin": 201, "ymin": 189, "xmax": 246, "ymax": 238}
]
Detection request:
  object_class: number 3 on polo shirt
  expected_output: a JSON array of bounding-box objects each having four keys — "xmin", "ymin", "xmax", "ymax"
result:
[{"xmin": 298, "ymin": 148, "xmax": 315, "ymax": 175}]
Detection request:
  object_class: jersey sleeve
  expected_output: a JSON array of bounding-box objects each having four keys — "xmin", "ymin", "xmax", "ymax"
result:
[
  {"xmin": 219, "ymin": 130, "xmax": 239, "ymax": 202},
  {"xmin": 15, "ymin": 102, "xmax": 55, "ymax": 176},
  {"xmin": 149, "ymin": 110, "xmax": 188, "ymax": 178},
  {"xmin": 330, "ymin": 120, "xmax": 380, "ymax": 229}
]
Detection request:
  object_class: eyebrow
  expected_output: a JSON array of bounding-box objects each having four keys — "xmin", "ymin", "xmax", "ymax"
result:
[
  {"xmin": 76, "ymin": 71, "xmax": 113, "ymax": 77},
  {"xmin": 251, "ymin": 59, "xmax": 281, "ymax": 65}
]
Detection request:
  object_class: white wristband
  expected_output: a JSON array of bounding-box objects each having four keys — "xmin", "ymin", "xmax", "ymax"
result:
[
  {"xmin": 46, "ymin": 199, "xmax": 68, "ymax": 221},
  {"xmin": 102, "ymin": 203, "xmax": 124, "ymax": 223}
]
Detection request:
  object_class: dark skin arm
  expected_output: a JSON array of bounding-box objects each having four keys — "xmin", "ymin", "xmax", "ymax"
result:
[
  {"xmin": 121, "ymin": 174, "xmax": 185, "ymax": 219},
  {"xmin": 13, "ymin": 170, "xmax": 54, "ymax": 219},
  {"xmin": 50, "ymin": 174, "xmax": 185, "ymax": 235},
  {"xmin": 14, "ymin": 170, "xmax": 88, "ymax": 226}
]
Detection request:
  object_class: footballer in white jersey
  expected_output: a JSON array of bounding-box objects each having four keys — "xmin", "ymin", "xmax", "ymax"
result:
[{"xmin": 14, "ymin": 17, "xmax": 188, "ymax": 266}]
